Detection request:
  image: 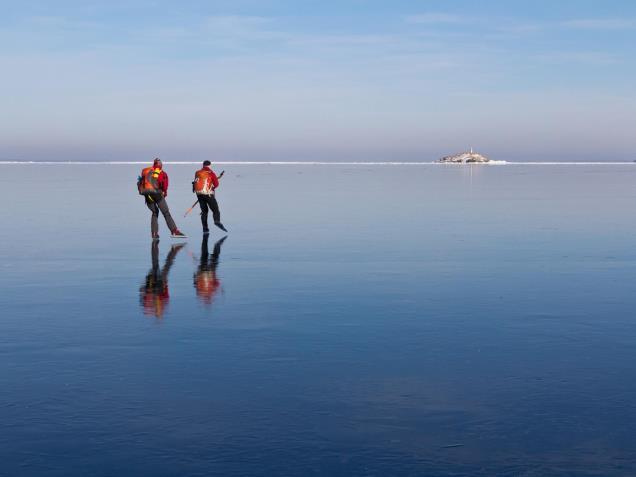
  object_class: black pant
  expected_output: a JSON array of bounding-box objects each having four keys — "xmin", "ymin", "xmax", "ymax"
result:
[
  {"xmin": 197, "ymin": 194, "xmax": 221, "ymax": 231},
  {"xmin": 198, "ymin": 235, "xmax": 226, "ymax": 272}
]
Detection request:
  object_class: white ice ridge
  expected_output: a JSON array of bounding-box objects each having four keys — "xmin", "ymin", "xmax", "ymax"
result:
[
  {"xmin": 0, "ymin": 161, "xmax": 495, "ymax": 165},
  {"xmin": 1, "ymin": 161, "xmax": 635, "ymax": 166}
]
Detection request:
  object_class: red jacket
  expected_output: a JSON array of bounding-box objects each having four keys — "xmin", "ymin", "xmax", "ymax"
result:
[{"xmin": 155, "ymin": 169, "xmax": 169, "ymax": 196}]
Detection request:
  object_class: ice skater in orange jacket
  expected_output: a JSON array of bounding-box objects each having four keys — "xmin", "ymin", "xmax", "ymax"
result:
[{"xmin": 192, "ymin": 160, "xmax": 227, "ymax": 234}]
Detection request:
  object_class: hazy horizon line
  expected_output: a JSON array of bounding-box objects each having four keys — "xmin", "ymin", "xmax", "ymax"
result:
[{"xmin": 1, "ymin": 161, "xmax": 635, "ymax": 166}]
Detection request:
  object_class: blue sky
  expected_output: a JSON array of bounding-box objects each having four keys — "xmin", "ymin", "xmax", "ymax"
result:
[{"xmin": 1, "ymin": 0, "xmax": 635, "ymax": 161}]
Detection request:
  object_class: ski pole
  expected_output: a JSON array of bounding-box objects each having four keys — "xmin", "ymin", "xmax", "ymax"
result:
[
  {"xmin": 184, "ymin": 170, "xmax": 225, "ymax": 217},
  {"xmin": 184, "ymin": 199, "xmax": 199, "ymax": 217}
]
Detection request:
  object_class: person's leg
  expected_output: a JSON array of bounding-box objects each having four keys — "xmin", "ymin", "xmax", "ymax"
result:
[
  {"xmin": 206, "ymin": 195, "xmax": 226, "ymax": 231},
  {"xmin": 151, "ymin": 239, "xmax": 160, "ymax": 271},
  {"xmin": 156, "ymin": 195, "xmax": 178, "ymax": 232},
  {"xmin": 207, "ymin": 195, "xmax": 221, "ymax": 224},
  {"xmin": 162, "ymin": 243, "xmax": 185, "ymax": 281},
  {"xmin": 145, "ymin": 195, "xmax": 159, "ymax": 236},
  {"xmin": 210, "ymin": 236, "xmax": 227, "ymax": 268},
  {"xmin": 197, "ymin": 195, "xmax": 209, "ymax": 232},
  {"xmin": 200, "ymin": 234, "xmax": 209, "ymax": 262}
]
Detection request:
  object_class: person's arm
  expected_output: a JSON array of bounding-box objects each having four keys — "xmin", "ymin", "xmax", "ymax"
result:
[
  {"xmin": 161, "ymin": 171, "xmax": 169, "ymax": 196},
  {"xmin": 211, "ymin": 171, "xmax": 219, "ymax": 189}
]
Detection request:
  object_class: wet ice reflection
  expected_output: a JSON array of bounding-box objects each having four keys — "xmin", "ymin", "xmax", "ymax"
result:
[{"xmin": 139, "ymin": 236, "xmax": 227, "ymax": 318}]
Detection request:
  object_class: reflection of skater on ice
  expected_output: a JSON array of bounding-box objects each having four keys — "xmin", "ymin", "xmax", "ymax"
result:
[
  {"xmin": 194, "ymin": 235, "xmax": 227, "ymax": 306},
  {"xmin": 140, "ymin": 241, "xmax": 185, "ymax": 318}
]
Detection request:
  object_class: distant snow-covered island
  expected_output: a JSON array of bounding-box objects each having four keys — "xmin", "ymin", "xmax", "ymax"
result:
[{"xmin": 438, "ymin": 148, "xmax": 490, "ymax": 163}]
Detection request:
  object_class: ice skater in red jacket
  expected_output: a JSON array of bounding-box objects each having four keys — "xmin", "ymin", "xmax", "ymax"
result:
[{"xmin": 138, "ymin": 158, "xmax": 187, "ymax": 239}]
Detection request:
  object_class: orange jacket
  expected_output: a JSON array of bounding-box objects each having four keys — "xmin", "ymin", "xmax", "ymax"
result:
[{"xmin": 193, "ymin": 166, "xmax": 219, "ymax": 195}]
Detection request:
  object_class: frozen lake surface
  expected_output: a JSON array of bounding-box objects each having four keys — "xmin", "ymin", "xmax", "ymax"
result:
[{"xmin": 2, "ymin": 162, "xmax": 636, "ymax": 476}]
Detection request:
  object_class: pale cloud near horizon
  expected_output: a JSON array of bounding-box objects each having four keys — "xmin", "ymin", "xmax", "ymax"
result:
[
  {"xmin": 407, "ymin": 14, "xmax": 636, "ymax": 33},
  {"xmin": 7, "ymin": 12, "xmax": 634, "ymax": 59},
  {"xmin": 404, "ymin": 13, "xmax": 466, "ymax": 24},
  {"xmin": 535, "ymin": 51, "xmax": 621, "ymax": 66},
  {"xmin": 561, "ymin": 18, "xmax": 636, "ymax": 30}
]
